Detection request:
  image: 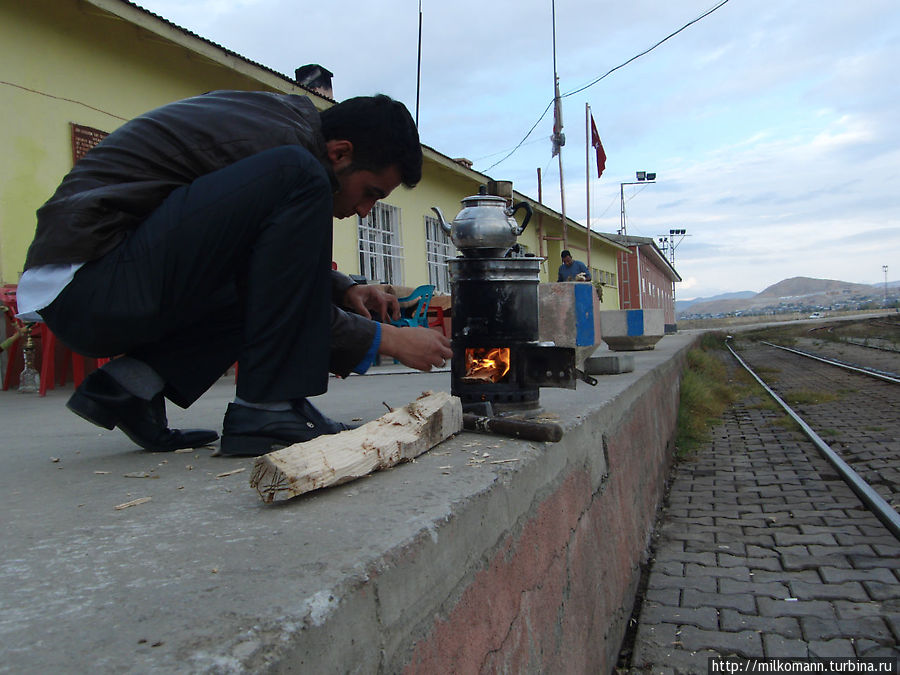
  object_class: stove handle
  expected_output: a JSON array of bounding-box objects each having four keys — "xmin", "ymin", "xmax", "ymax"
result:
[
  {"xmin": 507, "ymin": 201, "xmax": 533, "ymax": 236},
  {"xmin": 576, "ymin": 368, "xmax": 598, "ymax": 386}
]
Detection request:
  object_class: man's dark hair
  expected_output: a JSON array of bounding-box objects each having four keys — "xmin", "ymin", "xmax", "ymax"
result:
[
  {"xmin": 561, "ymin": 250, "xmax": 571, "ymax": 259},
  {"xmin": 320, "ymin": 94, "xmax": 423, "ymax": 188}
]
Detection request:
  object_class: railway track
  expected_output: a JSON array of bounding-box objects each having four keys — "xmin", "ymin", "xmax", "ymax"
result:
[
  {"xmin": 727, "ymin": 336, "xmax": 900, "ymax": 539},
  {"xmin": 760, "ymin": 341, "xmax": 900, "ymax": 384},
  {"xmin": 623, "ymin": 332, "xmax": 900, "ymax": 668}
]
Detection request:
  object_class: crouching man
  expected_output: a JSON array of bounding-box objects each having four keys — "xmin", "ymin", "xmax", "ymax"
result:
[{"xmin": 17, "ymin": 91, "xmax": 451, "ymax": 456}]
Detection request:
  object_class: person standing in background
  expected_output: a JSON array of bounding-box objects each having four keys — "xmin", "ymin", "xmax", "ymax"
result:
[{"xmin": 557, "ymin": 250, "xmax": 591, "ymax": 282}]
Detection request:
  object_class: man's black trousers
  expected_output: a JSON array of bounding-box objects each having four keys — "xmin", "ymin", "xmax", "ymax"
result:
[{"xmin": 42, "ymin": 146, "xmax": 335, "ymax": 408}]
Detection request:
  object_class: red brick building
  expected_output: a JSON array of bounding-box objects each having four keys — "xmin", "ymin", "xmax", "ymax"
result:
[{"xmin": 604, "ymin": 234, "xmax": 682, "ymax": 332}]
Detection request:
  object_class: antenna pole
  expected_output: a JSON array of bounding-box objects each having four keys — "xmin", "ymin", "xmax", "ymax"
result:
[{"xmin": 416, "ymin": 0, "xmax": 423, "ymax": 126}]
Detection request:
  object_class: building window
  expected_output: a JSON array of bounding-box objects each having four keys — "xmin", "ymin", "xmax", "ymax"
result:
[
  {"xmin": 425, "ymin": 214, "xmax": 455, "ymax": 293},
  {"xmin": 594, "ymin": 268, "xmax": 617, "ymax": 287},
  {"xmin": 358, "ymin": 203, "xmax": 403, "ymax": 284}
]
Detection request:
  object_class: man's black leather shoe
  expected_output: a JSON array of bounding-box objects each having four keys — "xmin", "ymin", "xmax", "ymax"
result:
[
  {"xmin": 219, "ymin": 399, "xmax": 354, "ymax": 456},
  {"xmin": 67, "ymin": 370, "xmax": 219, "ymax": 452}
]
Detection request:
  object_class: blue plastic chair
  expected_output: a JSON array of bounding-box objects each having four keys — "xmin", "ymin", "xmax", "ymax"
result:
[{"xmin": 390, "ymin": 285, "xmax": 435, "ymax": 328}]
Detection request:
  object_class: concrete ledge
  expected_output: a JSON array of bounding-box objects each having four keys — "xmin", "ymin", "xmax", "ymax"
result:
[
  {"xmin": 599, "ymin": 309, "xmax": 666, "ymax": 351},
  {"xmin": 0, "ymin": 332, "xmax": 698, "ymax": 672},
  {"xmin": 585, "ymin": 353, "xmax": 635, "ymax": 375}
]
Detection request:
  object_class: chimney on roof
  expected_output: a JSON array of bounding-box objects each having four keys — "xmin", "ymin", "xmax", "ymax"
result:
[{"xmin": 295, "ymin": 64, "xmax": 334, "ymax": 99}]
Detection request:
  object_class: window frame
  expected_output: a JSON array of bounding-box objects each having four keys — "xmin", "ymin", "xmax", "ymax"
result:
[{"xmin": 357, "ymin": 202, "xmax": 404, "ymax": 285}]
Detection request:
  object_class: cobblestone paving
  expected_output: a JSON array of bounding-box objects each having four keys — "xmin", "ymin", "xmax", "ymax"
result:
[
  {"xmin": 736, "ymin": 342, "xmax": 900, "ymax": 509},
  {"xmin": 628, "ymin": 368, "xmax": 900, "ymax": 673}
]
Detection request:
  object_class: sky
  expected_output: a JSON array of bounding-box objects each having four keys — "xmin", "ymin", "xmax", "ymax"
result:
[{"xmin": 134, "ymin": 0, "xmax": 899, "ymax": 300}]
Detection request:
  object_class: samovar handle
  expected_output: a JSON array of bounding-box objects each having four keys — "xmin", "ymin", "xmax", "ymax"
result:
[{"xmin": 507, "ymin": 201, "xmax": 533, "ymax": 236}]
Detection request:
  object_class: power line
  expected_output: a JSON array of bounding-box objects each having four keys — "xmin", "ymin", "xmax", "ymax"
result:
[
  {"xmin": 471, "ymin": 136, "xmax": 545, "ymax": 163},
  {"xmin": 482, "ymin": 0, "xmax": 731, "ymax": 173},
  {"xmin": 563, "ymin": 0, "xmax": 731, "ymax": 99},
  {"xmin": 483, "ymin": 100, "xmax": 554, "ymax": 172}
]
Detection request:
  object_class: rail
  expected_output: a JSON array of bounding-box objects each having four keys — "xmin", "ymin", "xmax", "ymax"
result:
[
  {"xmin": 759, "ymin": 341, "xmax": 900, "ymax": 384},
  {"xmin": 726, "ymin": 338, "xmax": 900, "ymax": 541},
  {"xmin": 840, "ymin": 336, "xmax": 900, "ymax": 353}
]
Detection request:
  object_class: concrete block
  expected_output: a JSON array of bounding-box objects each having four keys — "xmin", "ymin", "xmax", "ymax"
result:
[
  {"xmin": 720, "ymin": 609, "xmax": 802, "ymax": 638},
  {"xmin": 538, "ymin": 282, "xmax": 602, "ymax": 363},
  {"xmin": 598, "ymin": 309, "xmax": 665, "ymax": 351},
  {"xmin": 584, "ymin": 354, "xmax": 634, "ymax": 375},
  {"xmin": 638, "ymin": 604, "xmax": 719, "ymax": 631},
  {"xmin": 681, "ymin": 589, "xmax": 756, "ymax": 613},
  {"xmin": 678, "ymin": 626, "xmax": 765, "ymax": 658},
  {"xmin": 808, "ymin": 639, "xmax": 856, "ymax": 658},
  {"xmin": 763, "ymin": 634, "xmax": 809, "ymax": 658}
]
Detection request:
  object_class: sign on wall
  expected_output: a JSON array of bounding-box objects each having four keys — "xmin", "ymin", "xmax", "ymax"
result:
[{"xmin": 70, "ymin": 123, "xmax": 108, "ymax": 165}]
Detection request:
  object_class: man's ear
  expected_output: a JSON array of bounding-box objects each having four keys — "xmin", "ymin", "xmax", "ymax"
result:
[{"xmin": 325, "ymin": 139, "xmax": 354, "ymax": 171}]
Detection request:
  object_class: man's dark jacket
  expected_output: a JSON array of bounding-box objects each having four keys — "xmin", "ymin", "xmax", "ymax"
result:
[{"xmin": 24, "ymin": 90, "xmax": 376, "ymax": 373}]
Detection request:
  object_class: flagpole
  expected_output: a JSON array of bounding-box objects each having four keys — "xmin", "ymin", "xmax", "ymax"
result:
[
  {"xmin": 551, "ymin": 0, "xmax": 567, "ymax": 248},
  {"xmin": 557, "ymin": 78, "xmax": 567, "ymax": 249},
  {"xmin": 585, "ymin": 102, "xmax": 591, "ymax": 271}
]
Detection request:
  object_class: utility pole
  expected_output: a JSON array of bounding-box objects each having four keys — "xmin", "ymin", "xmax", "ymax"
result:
[
  {"xmin": 619, "ymin": 171, "xmax": 657, "ymax": 237},
  {"xmin": 657, "ymin": 228, "xmax": 687, "ymax": 266},
  {"xmin": 884, "ymin": 265, "xmax": 889, "ymax": 306},
  {"xmin": 656, "ymin": 228, "xmax": 687, "ymax": 334}
]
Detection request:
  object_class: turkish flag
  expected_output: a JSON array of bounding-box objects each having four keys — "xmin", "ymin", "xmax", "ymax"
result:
[{"xmin": 590, "ymin": 114, "xmax": 607, "ymax": 178}]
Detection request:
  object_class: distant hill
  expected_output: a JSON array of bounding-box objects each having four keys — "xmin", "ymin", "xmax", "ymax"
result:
[
  {"xmin": 756, "ymin": 277, "xmax": 874, "ymax": 298},
  {"xmin": 679, "ymin": 276, "xmax": 893, "ymax": 318},
  {"xmin": 676, "ymin": 291, "xmax": 755, "ymax": 313}
]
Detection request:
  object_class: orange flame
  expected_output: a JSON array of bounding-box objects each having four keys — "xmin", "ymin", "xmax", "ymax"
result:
[{"xmin": 464, "ymin": 347, "xmax": 511, "ymax": 383}]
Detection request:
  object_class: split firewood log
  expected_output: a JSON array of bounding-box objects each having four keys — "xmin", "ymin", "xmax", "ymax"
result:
[{"xmin": 250, "ymin": 391, "xmax": 462, "ymax": 503}]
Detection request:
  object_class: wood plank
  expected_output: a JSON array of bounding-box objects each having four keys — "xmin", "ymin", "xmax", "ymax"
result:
[{"xmin": 250, "ymin": 391, "xmax": 462, "ymax": 503}]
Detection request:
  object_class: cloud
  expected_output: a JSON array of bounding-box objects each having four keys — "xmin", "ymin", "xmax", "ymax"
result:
[{"xmin": 132, "ymin": 0, "xmax": 900, "ymax": 297}]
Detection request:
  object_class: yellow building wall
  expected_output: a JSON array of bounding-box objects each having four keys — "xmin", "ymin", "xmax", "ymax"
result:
[
  {"xmin": 331, "ymin": 158, "xmax": 482, "ymax": 284},
  {"xmin": 0, "ymin": 0, "xmax": 320, "ymax": 284},
  {"xmin": 2, "ymin": 0, "xmax": 624, "ymax": 313},
  {"xmin": 588, "ymin": 244, "xmax": 623, "ymax": 310},
  {"xmin": 530, "ymin": 225, "xmax": 621, "ymax": 310}
]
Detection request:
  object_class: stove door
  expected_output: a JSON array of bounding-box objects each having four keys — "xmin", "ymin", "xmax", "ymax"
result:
[{"xmin": 518, "ymin": 345, "xmax": 577, "ymax": 390}]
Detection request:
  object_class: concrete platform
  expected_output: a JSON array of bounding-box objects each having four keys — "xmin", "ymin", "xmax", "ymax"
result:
[{"xmin": 0, "ymin": 332, "xmax": 696, "ymax": 673}]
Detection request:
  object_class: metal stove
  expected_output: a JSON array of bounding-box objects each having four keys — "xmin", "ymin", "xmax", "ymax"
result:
[{"xmin": 433, "ymin": 182, "xmax": 595, "ymax": 415}]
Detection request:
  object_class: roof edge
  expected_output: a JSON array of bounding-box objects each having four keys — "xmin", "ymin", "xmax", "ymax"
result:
[
  {"xmin": 80, "ymin": 0, "xmax": 629, "ymax": 257},
  {"xmin": 82, "ymin": 0, "xmax": 334, "ymax": 104}
]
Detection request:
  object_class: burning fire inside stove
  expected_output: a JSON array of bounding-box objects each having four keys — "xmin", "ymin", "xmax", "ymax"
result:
[{"xmin": 463, "ymin": 347, "xmax": 511, "ymax": 383}]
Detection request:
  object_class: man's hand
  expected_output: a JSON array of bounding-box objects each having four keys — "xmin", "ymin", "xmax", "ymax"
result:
[
  {"xmin": 575, "ymin": 272, "xmax": 588, "ymax": 281},
  {"xmin": 379, "ymin": 324, "xmax": 452, "ymax": 372},
  {"xmin": 343, "ymin": 284, "xmax": 400, "ymax": 322}
]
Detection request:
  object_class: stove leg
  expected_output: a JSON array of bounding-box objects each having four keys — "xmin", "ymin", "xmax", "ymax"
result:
[{"xmin": 461, "ymin": 401, "xmax": 494, "ymax": 416}]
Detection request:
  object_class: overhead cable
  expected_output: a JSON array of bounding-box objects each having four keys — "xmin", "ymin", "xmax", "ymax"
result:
[{"xmin": 482, "ymin": 0, "xmax": 731, "ymax": 173}]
